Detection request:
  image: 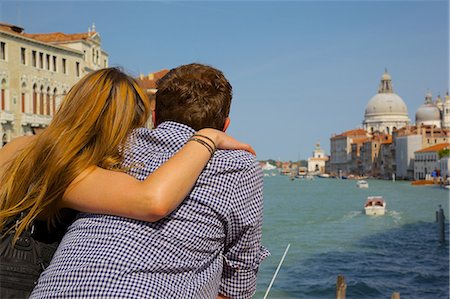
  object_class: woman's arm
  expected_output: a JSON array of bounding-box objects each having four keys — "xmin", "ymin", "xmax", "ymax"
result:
[{"xmin": 61, "ymin": 129, "xmax": 255, "ymax": 221}]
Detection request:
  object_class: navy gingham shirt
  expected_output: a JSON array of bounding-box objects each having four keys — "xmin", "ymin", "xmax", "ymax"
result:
[{"xmin": 31, "ymin": 121, "xmax": 269, "ymax": 299}]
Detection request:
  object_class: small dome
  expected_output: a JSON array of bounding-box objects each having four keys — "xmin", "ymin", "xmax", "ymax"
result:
[
  {"xmin": 365, "ymin": 93, "xmax": 408, "ymax": 116},
  {"xmin": 415, "ymin": 103, "xmax": 441, "ymax": 123}
]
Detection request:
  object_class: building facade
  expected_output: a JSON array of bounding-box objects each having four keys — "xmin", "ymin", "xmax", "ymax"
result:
[
  {"xmin": 307, "ymin": 143, "xmax": 328, "ymax": 174},
  {"xmin": 329, "ymin": 128, "xmax": 368, "ymax": 175},
  {"xmin": 414, "ymin": 143, "xmax": 449, "ymax": 180},
  {"xmin": 0, "ymin": 23, "xmax": 108, "ymax": 146}
]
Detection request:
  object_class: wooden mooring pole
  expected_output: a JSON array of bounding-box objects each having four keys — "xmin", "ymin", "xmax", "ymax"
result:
[
  {"xmin": 335, "ymin": 275, "xmax": 400, "ymax": 298},
  {"xmin": 336, "ymin": 274, "xmax": 346, "ymax": 299},
  {"xmin": 437, "ymin": 205, "xmax": 446, "ymax": 244},
  {"xmin": 391, "ymin": 291, "xmax": 401, "ymax": 299}
]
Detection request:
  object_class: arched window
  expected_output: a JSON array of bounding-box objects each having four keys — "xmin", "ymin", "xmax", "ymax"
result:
[
  {"xmin": 386, "ymin": 127, "xmax": 390, "ymax": 134},
  {"xmin": 1, "ymin": 79, "xmax": 6, "ymax": 110},
  {"xmin": 40, "ymin": 85, "xmax": 44, "ymax": 114},
  {"xmin": 21, "ymin": 82, "xmax": 27, "ymax": 113},
  {"xmin": 33, "ymin": 84, "xmax": 37, "ymax": 114},
  {"xmin": 46, "ymin": 87, "xmax": 51, "ymax": 115},
  {"xmin": 52, "ymin": 88, "xmax": 57, "ymax": 116}
]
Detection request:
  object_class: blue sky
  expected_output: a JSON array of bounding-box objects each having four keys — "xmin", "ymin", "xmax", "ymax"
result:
[{"xmin": 1, "ymin": 0, "xmax": 448, "ymax": 161}]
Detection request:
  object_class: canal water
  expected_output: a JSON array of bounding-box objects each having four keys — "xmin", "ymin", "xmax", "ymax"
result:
[{"xmin": 255, "ymin": 175, "xmax": 449, "ymax": 299}]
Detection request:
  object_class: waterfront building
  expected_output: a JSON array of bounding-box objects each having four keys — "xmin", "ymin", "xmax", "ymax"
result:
[
  {"xmin": 438, "ymin": 156, "xmax": 450, "ymax": 180},
  {"xmin": 360, "ymin": 132, "xmax": 393, "ymax": 177},
  {"xmin": 393, "ymin": 125, "xmax": 449, "ymax": 180},
  {"xmin": 414, "ymin": 143, "xmax": 449, "ymax": 180},
  {"xmin": 363, "ymin": 70, "xmax": 410, "ymax": 135},
  {"xmin": 0, "ymin": 23, "xmax": 108, "ymax": 146},
  {"xmin": 307, "ymin": 143, "xmax": 328, "ymax": 174},
  {"xmin": 329, "ymin": 128, "xmax": 368, "ymax": 175},
  {"xmin": 135, "ymin": 69, "xmax": 169, "ymax": 128}
]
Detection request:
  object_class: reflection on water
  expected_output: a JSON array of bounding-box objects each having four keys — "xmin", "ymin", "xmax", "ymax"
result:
[{"xmin": 256, "ymin": 176, "xmax": 449, "ymax": 299}]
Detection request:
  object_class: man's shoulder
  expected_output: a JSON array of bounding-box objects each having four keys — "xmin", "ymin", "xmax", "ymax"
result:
[{"xmin": 212, "ymin": 150, "xmax": 261, "ymax": 173}]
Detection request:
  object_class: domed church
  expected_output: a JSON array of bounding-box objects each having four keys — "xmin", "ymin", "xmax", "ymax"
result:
[
  {"xmin": 415, "ymin": 91, "xmax": 450, "ymax": 129},
  {"xmin": 363, "ymin": 70, "xmax": 410, "ymax": 135}
]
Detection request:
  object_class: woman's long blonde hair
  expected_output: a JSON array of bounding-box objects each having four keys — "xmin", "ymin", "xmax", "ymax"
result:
[{"xmin": 0, "ymin": 67, "xmax": 151, "ymax": 241}]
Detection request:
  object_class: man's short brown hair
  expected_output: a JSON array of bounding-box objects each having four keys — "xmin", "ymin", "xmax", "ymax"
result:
[{"xmin": 155, "ymin": 63, "xmax": 232, "ymax": 131}]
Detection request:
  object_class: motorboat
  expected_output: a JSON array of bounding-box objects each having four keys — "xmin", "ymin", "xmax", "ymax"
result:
[
  {"xmin": 364, "ymin": 196, "xmax": 386, "ymax": 216},
  {"xmin": 356, "ymin": 180, "xmax": 369, "ymax": 188}
]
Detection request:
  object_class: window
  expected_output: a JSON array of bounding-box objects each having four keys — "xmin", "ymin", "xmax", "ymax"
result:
[
  {"xmin": 21, "ymin": 83, "xmax": 27, "ymax": 113},
  {"xmin": 32, "ymin": 50, "xmax": 37, "ymax": 67},
  {"xmin": 46, "ymin": 54, "xmax": 50, "ymax": 70},
  {"xmin": 39, "ymin": 52, "xmax": 44, "ymax": 68},
  {"xmin": 1, "ymin": 86, "xmax": 5, "ymax": 110},
  {"xmin": 92, "ymin": 49, "xmax": 95, "ymax": 63},
  {"xmin": 62, "ymin": 58, "xmax": 67, "ymax": 74},
  {"xmin": 0, "ymin": 42, "xmax": 5, "ymax": 60},
  {"xmin": 53, "ymin": 56, "xmax": 57, "ymax": 72},
  {"xmin": 76, "ymin": 62, "xmax": 80, "ymax": 77},
  {"xmin": 46, "ymin": 87, "xmax": 50, "ymax": 115},
  {"xmin": 32, "ymin": 84, "xmax": 37, "ymax": 114},
  {"xmin": 52, "ymin": 88, "xmax": 57, "ymax": 115},
  {"xmin": 39, "ymin": 86, "xmax": 44, "ymax": 114},
  {"xmin": 21, "ymin": 48, "xmax": 26, "ymax": 65},
  {"xmin": 104, "ymin": 59, "xmax": 107, "ymax": 67}
]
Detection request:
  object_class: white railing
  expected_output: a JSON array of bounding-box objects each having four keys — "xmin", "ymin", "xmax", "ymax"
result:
[
  {"xmin": 20, "ymin": 113, "xmax": 52, "ymax": 126},
  {"xmin": 0, "ymin": 110, "xmax": 14, "ymax": 123}
]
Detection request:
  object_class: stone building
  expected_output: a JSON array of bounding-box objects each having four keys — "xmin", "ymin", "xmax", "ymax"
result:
[
  {"xmin": 363, "ymin": 70, "xmax": 410, "ymax": 135},
  {"xmin": 414, "ymin": 143, "xmax": 449, "ymax": 180},
  {"xmin": 415, "ymin": 92, "xmax": 450, "ymax": 129},
  {"xmin": 0, "ymin": 23, "xmax": 108, "ymax": 146},
  {"xmin": 394, "ymin": 125, "xmax": 449, "ymax": 180},
  {"xmin": 307, "ymin": 143, "xmax": 328, "ymax": 174},
  {"xmin": 329, "ymin": 128, "xmax": 368, "ymax": 175}
]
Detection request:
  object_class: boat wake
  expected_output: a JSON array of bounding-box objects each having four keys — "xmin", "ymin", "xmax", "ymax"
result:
[{"xmin": 386, "ymin": 210, "xmax": 402, "ymax": 223}]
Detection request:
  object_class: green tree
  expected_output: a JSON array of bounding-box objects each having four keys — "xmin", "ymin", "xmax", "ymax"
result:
[{"xmin": 438, "ymin": 148, "xmax": 450, "ymax": 159}]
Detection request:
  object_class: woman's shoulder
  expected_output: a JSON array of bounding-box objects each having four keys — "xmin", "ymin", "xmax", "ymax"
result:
[{"xmin": 0, "ymin": 135, "xmax": 36, "ymax": 169}]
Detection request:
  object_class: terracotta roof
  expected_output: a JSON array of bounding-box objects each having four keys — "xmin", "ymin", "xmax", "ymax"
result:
[
  {"xmin": 0, "ymin": 22, "xmax": 24, "ymax": 34},
  {"xmin": 332, "ymin": 128, "xmax": 367, "ymax": 139},
  {"xmin": 136, "ymin": 69, "xmax": 169, "ymax": 90},
  {"xmin": 415, "ymin": 143, "xmax": 450, "ymax": 153},
  {"xmin": 352, "ymin": 137, "xmax": 370, "ymax": 144},
  {"xmin": 23, "ymin": 31, "xmax": 95, "ymax": 43}
]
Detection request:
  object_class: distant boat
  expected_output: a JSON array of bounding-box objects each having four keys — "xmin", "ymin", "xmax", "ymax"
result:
[
  {"xmin": 356, "ymin": 180, "xmax": 369, "ymax": 188},
  {"xmin": 364, "ymin": 196, "xmax": 386, "ymax": 216},
  {"xmin": 305, "ymin": 174, "xmax": 314, "ymax": 180},
  {"xmin": 317, "ymin": 173, "xmax": 330, "ymax": 178}
]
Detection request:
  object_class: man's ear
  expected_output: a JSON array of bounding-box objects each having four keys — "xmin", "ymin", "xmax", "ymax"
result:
[
  {"xmin": 152, "ymin": 110, "xmax": 157, "ymax": 128},
  {"xmin": 223, "ymin": 117, "xmax": 230, "ymax": 132}
]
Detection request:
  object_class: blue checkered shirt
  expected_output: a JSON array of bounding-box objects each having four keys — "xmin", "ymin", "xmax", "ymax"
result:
[{"xmin": 31, "ymin": 121, "xmax": 269, "ymax": 299}]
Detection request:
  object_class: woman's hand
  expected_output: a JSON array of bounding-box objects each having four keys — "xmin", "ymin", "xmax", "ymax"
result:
[{"xmin": 197, "ymin": 128, "xmax": 256, "ymax": 155}]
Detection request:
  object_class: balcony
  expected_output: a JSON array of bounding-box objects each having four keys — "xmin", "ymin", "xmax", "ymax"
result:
[
  {"xmin": 0, "ymin": 110, "xmax": 14, "ymax": 124},
  {"xmin": 20, "ymin": 113, "xmax": 52, "ymax": 127}
]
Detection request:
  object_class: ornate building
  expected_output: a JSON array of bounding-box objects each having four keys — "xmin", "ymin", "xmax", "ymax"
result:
[
  {"xmin": 307, "ymin": 143, "xmax": 328, "ymax": 174},
  {"xmin": 0, "ymin": 23, "xmax": 108, "ymax": 146},
  {"xmin": 415, "ymin": 91, "xmax": 450, "ymax": 129},
  {"xmin": 363, "ymin": 70, "xmax": 410, "ymax": 135}
]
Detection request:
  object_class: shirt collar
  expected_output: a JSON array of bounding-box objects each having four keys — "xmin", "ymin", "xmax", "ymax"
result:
[{"xmin": 156, "ymin": 121, "xmax": 196, "ymax": 135}]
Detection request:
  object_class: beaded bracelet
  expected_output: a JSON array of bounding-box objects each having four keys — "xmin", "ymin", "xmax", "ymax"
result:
[{"xmin": 188, "ymin": 137, "xmax": 215, "ymax": 158}]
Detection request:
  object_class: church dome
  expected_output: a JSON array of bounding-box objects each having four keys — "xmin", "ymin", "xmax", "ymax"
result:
[
  {"xmin": 415, "ymin": 103, "xmax": 441, "ymax": 122},
  {"xmin": 365, "ymin": 93, "xmax": 408, "ymax": 116},
  {"xmin": 415, "ymin": 92, "xmax": 441, "ymax": 123}
]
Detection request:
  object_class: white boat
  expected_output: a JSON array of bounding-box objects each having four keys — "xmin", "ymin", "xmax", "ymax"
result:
[
  {"xmin": 356, "ymin": 180, "xmax": 369, "ymax": 188},
  {"xmin": 317, "ymin": 173, "xmax": 330, "ymax": 178},
  {"xmin": 364, "ymin": 196, "xmax": 386, "ymax": 216}
]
